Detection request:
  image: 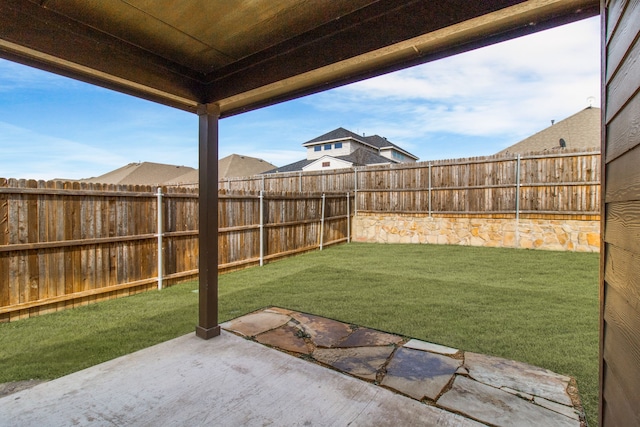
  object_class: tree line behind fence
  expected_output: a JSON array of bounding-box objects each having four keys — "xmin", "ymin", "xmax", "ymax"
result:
[{"xmin": 0, "ymin": 150, "xmax": 600, "ymax": 321}]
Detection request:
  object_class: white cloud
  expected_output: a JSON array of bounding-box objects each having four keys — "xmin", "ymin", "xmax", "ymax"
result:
[
  {"xmin": 306, "ymin": 16, "xmax": 601, "ymax": 160},
  {"xmin": 0, "ymin": 59, "xmax": 83, "ymax": 91},
  {"xmin": 0, "ymin": 122, "xmax": 130, "ymax": 180}
]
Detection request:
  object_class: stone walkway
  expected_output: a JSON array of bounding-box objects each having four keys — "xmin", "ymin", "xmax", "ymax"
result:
[{"xmin": 222, "ymin": 307, "xmax": 585, "ymax": 427}]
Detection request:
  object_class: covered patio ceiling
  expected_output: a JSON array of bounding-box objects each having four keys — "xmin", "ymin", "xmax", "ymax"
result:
[{"xmin": 1, "ymin": 0, "xmax": 598, "ymax": 117}]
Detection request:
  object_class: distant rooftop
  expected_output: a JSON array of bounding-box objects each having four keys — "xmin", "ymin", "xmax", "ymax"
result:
[
  {"xmin": 303, "ymin": 127, "xmax": 418, "ymax": 159},
  {"xmin": 497, "ymin": 107, "xmax": 601, "ymax": 155},
  {"xmin": 82, "ymin": 162, "xmax": 196, "ymax": 186}
]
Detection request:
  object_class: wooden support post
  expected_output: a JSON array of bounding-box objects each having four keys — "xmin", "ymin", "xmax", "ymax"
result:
[{"xmin": 196, "ymin": 103, "xmax": 221, "ymax": 340}]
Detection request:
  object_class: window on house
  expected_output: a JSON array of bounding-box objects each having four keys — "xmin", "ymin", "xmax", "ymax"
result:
[
  {"xmin": 392, "ymin": 151, "xmax": 405, "ymax": 160},
  {"xmin": 314, "ymin": 146, "xmax": 321, "ymax": 152},
  {"xmin": 324, "ymin": 144, "xmax": 332, "ymax": 150},
  {"xmin": 335, "ymin": 142, "xmax": 343, "ymax": 149},
  {"xmin": 322, "ymin": 162, "xmax": 330, "ymax": 167}
]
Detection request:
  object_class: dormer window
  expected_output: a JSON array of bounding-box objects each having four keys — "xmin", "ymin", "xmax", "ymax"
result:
[
  {"xmin": 324, "ymin": 144, "xmax": 332, "ymax": 150},
  {"xmin": 314, "ymin": 146, "xmax": 321, "ymax": 152},
  {"xmin": 335, "ymin": 142, "xmax": 343, "ymax": 149}
]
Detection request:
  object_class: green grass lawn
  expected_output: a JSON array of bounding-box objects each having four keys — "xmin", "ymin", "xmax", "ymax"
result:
[{"xmin": 0, "ymin": 243, "xmax": 600, "ymax": 425}]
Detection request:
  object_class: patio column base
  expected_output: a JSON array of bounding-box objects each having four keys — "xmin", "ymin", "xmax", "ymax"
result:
[{"xmin": 196, "ymin": 325, "xmax": 221, "ymax": 340}]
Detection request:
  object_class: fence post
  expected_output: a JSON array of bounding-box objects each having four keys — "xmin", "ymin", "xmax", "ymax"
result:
[
  {"xmin": 156, "ymin": 187, "xmax": 163, "ymax": 290},
  {"xmin": 299, "ymin": 172, "xmax": 302, "ymax": 192},
  {"xmin": 259, "ymin": 190, "xmax": 264, "ymax": 266},
  {"xmin": 354, "ymin": 168, "xmax": 358, "ymax": 215},
  {"xmin": 515, "ymin": 154, "xmax": 521, "ymax": 248},
  {"xmin": 346, "ymin": 192, "xmax": 350, "ymax": 243},
  {"xmin": 320, "ymin": 193, "xmax": 325, "ymax": 250},
  {"xmin": 428, "ymin": 162, "xmax": 432, "ymax": 217},
  {"xmin": 261, "ymin": 175, "xmax": 265, "ymax": 192}
]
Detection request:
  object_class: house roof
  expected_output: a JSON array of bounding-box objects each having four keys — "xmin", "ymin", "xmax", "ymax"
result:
[
  {"xmin": 219, "ymin": 154, "xmax": 277, "ymax": 178},
  {"xmin": 303, "ymin": 127, "xmax": 418, "ymax": 159},
  {"xmin": 87, "ymin": 154, "xmax": 277, "ymax": 186},
  {"xmin": 0, "ymin": 1, "xmax": 598, "ymax": 117},
  {"xmin": 266, "ymin": 147, "xmax": 393, "ymax": 174},
  {"xmin": 497, "ymin": 107, "xmax": 601, "ymax": 155},
  {"xmin": 338, "ymin": 147, "xmax": 394, "ymax": 166},
  {"xmin": 266, "ymin": 159, "xmax": 315, "ymax": 174},
  {"xmin": 163, "ymin": 170, "xmax": 199, "ymax": 186},
  {"xmin": 82, "ymin": 162, "xmax": 196, "ymax": 186}
]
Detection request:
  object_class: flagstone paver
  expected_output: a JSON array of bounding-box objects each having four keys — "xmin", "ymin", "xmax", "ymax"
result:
[
  {"xmin": 403, "ymin": 339, "xmax": 459, "ymax": 355},
  {"xmin": 220, "ymin": 311, "xmax": 290, "ymax": 337},
  {"xmin": 313, "ymin": 346, "xmax": 395, "ymax": 380},
  {"xmin": 290, "ymin": 312, "xmax": 352, "ymax": 347},
  {"xmin": 255, "ymin": 323, "xmax": 311, "ymax": 354},
  {"xmin": 464, "ymin": 352, "xmax": 573, "ymax": 406},
  {"xmin": 381, "ymin": 347, "xmax": 461, "ymax": 400},
  {"xmin": 221, "ymin": 307, "xmax": 585, "ymax": 427},
  {"xmin": 534, "ymin": 396, "xmax": 581, "ymax": 421},
  {"xmin": 334, "ymin": 327, "xmax": 403, "ymax": 347},
  {"xmin": 437, "ymin": 376, "xmax": 580, "ymax": 427}
]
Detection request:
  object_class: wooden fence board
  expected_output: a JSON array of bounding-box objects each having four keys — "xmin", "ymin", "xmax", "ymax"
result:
[{"xmin": 0, "ymin": 151, "xmax": 600, "ymax": 320}]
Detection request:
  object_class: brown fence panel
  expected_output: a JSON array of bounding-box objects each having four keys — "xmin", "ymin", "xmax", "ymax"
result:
[
  {"xmin": 0, "ymin": 150, "xmax": 599, "ymax": 321},
  {"xmin": 352, "ymin": 150, "xmax": 599, "ymax": 216}
]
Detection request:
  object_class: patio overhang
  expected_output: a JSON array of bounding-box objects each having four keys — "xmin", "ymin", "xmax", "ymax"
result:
[
  {"xmin": 0, "ymin": 0, "xmax": 599, "ymax": 339},
  {"xmin": 0, "ymin": 0, "xmax": 598, "ymax": 116}
]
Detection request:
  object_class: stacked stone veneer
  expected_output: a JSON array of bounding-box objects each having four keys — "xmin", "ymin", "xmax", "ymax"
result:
[{"xmin": 353, "ymin": 213, "xmax": 600, "ymax": 252}]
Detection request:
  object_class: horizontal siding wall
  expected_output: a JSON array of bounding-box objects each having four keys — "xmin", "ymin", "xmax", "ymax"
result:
[{"xmin": 601, "ymin": 0, "xmax": 640, "ymax": 425}]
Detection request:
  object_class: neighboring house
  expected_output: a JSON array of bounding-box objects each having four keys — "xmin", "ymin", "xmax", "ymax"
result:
[
  {"xmin": 164, "ymin": 154, "xmax": 278, "ymax": 187},
  {"xmin": 82, "ymin": 162, "xmax": 197, "ymax": 186},
  {"xmin": 218, "ymin": 154, "xmax": 277, "ymax": 178},
  {"xmin": 497, "ymin": 107, "xmax": 601, "ymax": 155},
  {"xmin": 267, "ymin": 127, "xmax": 418, "ymax": 173},
  {"xmin": 84, "ymin": 154, "xmax": 277, "ymax": 186}
]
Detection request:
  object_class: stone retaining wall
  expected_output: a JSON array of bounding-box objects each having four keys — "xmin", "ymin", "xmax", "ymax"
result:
[{"xmin": 353, "ymin": 213, "xmax": 600, "ymax": 252}]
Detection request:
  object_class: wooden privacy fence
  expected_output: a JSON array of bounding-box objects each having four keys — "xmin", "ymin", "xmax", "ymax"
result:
[
  {"xmin": 222, "ymin": 149, "xmax": 601, "ymax": 218},
  {"xmin": 1, "ymin": 150, "xmax": 599, "ymax": 320},
  {"xmin": 0, "ymin": 179, "xmax": 351, "ymax": 321}
]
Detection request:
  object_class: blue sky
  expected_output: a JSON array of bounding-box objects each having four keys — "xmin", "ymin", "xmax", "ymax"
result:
[{"xmin": 0, "ymin": 16, "xmax": 600, "ymax": 181}]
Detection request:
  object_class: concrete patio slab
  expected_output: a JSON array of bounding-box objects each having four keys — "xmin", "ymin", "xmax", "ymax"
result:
[
  {"xmin": 438, "ymin": 376, "xmax": 580, "ymax": 427},
  {"xmin": 1, "ymin": 307, "xmax": 586, "ymax": 426},
  {"xmin": 0, "ymin": 331, "xmax": 484, "ymax": 427}
]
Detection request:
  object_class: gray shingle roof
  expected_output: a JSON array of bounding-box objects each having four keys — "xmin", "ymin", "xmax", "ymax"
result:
[
  {"xmin": 218, "ymin": 154, "xmax": 277, "ymax": 178},
  {"xmin": 264, "ymin": 147, "xmax": 393, "ymax": 173},
  {"xmin": 497, "ymin": 107, "xmax": 601, "ymax": 155},
  {"xmin": 265, "ymin": 159, "xmax": 315, "ymax": 174},
  {"xmin": 82, "ymin": 162, "xmax": 196, "ymax": 186},
  {"xmin": 337, "ymin": 147, "xmax": 392, "ymax": 166}
]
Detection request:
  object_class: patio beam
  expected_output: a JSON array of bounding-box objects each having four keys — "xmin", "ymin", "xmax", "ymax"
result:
[{"xmin": 196, "ymin": 103, "xmax": 221, "ymax": 340}]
